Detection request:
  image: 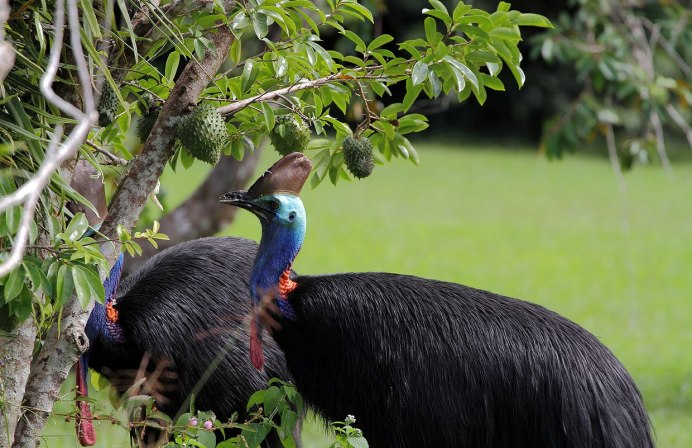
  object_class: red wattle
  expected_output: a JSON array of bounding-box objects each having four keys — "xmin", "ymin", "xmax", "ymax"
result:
[
  {"xmin": 250, "ymin": 318, "xmax": 264, "ymax": 371},
  {"xmin": 75, "ymin": 358, "xmax": 96, "ymax": 446}
]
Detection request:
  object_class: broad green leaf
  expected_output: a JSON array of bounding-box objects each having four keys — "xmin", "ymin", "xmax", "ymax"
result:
[
  {"xmin": 512, "ymin": 13, "xmax": 553, "ymax": 28},
  {"xmin": 411, "ymin": 61, "xmax": 429, "ymax": 86},
  {"xmin": 453, "ymin": 3, "xmax": 473, "ymax": 21},
  {"xmin": 444, "ymin": 56, "xmax": 479, "ymax": 91},
  {"xmin": 241, "ymin": 60, "xmax": 259, "ymax": 93},
  {"xmin": 342, "ymin": 30, "xmax": 367, "ymax": 53},
  {"xmin": 424, "ymin": 17, "xmax": 438, "ymax": 44},
  {"xmin": 253, "ymin": 13, "xmax": 269, "ymax": 39},
  {"xmin": 72, "ymin": 265, "xmax": 105, "ymax": 308},
  {"xmin": 56, "ymin": 264, "xmax": 74, "ymax": 306},
  {"xmin": 63, "ymin": 213, "xmax": 89, "ymax": 242},
  {"xmin": 165, "ymin": 52, "xmax": 181, "ymax": 82},
  {"xmin": 367, "ymin": 34, "xmax": 394, "ymax": 52},
  {"xmin": 4, "ymin": 265, "xmax": 25, "ymax": 302},
  {"xmin": 341, "ymin": 2, "xmax": 374, "ymax": 23}
]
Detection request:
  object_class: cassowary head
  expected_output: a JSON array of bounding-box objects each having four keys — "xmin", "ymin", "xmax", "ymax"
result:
[
  {"xmin": 220, "ymin": 152, "xmax": 311, "ymax": 370},
  {"xmin": 75, "ymin": 254, "xmax": 124, "ymax": 446}
]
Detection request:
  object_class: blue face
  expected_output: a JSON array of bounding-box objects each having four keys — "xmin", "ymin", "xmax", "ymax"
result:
[{"xmin": 257, "ymin": 193, "xmax": 307, "ymax": 233}]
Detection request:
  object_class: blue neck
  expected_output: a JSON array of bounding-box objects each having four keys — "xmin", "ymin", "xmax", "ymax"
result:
[
  {"xmin": 250, "ymin": 195, "xmax": 306, "ymax": 302},
  {"xmin": 85, "ymin": 254, "xmax": 125, "ymax": 345}
]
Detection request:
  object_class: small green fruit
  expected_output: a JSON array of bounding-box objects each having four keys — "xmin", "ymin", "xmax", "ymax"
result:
[
  {"xmin": 98, "ymin": 84, "xmax": 119, "ymax": 127},
  {"xmin": 137, "ymin": 107, "xmax": 161, "ymax": 141},
  {"xmin": 177, "ymin": 104, "xmax": 228, "ymax": 164},
  {"xmin": 343, "ymin": 135, "xmax": 374, "ymax": 179},
  {"xmin": 269, "ymin": 116, "xmax": 311, "ymax": 156}
]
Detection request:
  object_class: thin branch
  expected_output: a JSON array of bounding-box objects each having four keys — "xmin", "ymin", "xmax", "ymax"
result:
[
  {"xmin": 649, "ymin": 111, "xmax": 673, "ymax": 175},
  {"xmin": 664, "ymin": 103, "xmax": 692, "ymax": 149},
  {"xmin": 216, "ymin": 74, "xmax": 387, "ymax": 116},
  {"xmin": 605, "ymin": 123, "xmax": 626, "ymax": 193},
  {"xmin": 86, "ymin": 140, "xmax": 128, "ymax": 166}
]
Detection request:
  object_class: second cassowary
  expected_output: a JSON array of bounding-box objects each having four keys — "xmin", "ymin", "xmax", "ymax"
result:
[
  {"xmin": 76, "ymin": 237, "xmax": 291, "ymax": 446},
  {"xmin": 221, "ymin": 153, "xmax": 654, "ymax": 448}
]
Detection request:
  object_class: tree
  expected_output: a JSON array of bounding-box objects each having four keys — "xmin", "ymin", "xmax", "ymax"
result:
[
  {"xmin": 533, "ymin": 0, "xmax": 691, "ymax": 182},
  {"xmin": 0, "ymin": 0, "xmax": 550, "ymax": 445}
]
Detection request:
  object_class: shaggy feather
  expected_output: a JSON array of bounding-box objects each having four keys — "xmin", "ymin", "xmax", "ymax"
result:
[
  {"xmin": 86, "ymin": 237, "xmax": 292, "ymax": 445},
  {"xmin": 270, "ymin": 272, "xmax": 654, "ymax": 448}
]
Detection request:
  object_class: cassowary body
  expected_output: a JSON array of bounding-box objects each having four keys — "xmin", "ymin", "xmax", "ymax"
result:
[
  {"xmin": 79, "ymin": 237, "xmax": 291, "ymax": 446},
  {"xmin": 221, "ymin": 153, "xmax": 654, "ymax": 448}
]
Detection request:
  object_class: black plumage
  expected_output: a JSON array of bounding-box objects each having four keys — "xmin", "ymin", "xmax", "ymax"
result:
[
  {"xmin": 222, "ymin": 152, "xmax": 655, "ymax": 448},
  {"xmin": 275, "ymin": 273, "xmax": 653, "ymax": 448},
  {"xmin": 86, "ymin": 237, "xmax": 292, "ymax": 445}
]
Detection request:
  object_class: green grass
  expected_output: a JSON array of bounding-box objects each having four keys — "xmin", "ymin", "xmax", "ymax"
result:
[{"xmin": 43, "ymin": 143, "xmax": 692, "ymax": 447}]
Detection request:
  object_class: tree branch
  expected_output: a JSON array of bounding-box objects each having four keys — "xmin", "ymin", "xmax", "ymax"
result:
[
  {"xmin": 122, "ymin": 149, "xmax": 262, "ymax": 275},
  {"xmin": 217, "ymin": 74, "xmax": 344, "ymax": 116}
]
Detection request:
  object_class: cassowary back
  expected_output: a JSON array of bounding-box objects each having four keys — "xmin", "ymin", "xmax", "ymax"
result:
[
  {"xmin": 87, "ymin": 237, "xmax": 290, "ymax": 423},
  {"xmin": 276, "ymin": 272, "xmax": 653, "ymax": 448}
]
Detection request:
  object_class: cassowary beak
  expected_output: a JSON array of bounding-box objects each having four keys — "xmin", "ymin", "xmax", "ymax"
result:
[{"xmin": 220, "ymin": 191, "xmax": 275, "ymax": 221}]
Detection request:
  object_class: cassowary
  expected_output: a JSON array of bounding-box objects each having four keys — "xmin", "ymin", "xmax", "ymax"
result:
[
  {"xmin": 76, "ymin": 237, "xmax": 292, "ymax": 447},
  {"xmin": 220, "ymin": 152, "xmax": 654, "ymax": 448}
]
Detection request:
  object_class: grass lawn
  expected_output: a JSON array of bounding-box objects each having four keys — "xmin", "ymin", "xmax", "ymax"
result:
[{"xmin": 42, "ymin": 143, "xmax": 691, "ymax": 447}]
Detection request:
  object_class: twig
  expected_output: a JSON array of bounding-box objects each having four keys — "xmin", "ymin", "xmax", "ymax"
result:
[
  {"xmin": 86, "ymin": 140, "xmax": 128, "ymax": 166},
  {"xmin": 604, "ymin": 123, "xmax": 626, "ymax": 193},
  {"xmin": 664, "ymin": 103, "xmax": 692, "ymax": 149},
  {"xmin": 649, "ymin": 111, "xmax": 673, "ymax": 175}
]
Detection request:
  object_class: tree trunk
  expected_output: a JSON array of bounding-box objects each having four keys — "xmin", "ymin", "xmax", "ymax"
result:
[
  {"xmin": 123, "ymin": 150, "xmax": 262, "ymax": 276},
  {"xmin": 0, "ymin": 319, "xmax": 37, "ymax": 447}
]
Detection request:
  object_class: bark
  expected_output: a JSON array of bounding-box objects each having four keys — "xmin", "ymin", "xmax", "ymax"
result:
[
  {"xmin": 12, "ymin": 25, "xmax": 235, "ymax": 448},
  {"xmin": 123, "ymin": 149, "xmax": 262, "ymax": 275},
  {"xmin": 0, "ymin": 319, "xmax": 37, "ymax": 448}
]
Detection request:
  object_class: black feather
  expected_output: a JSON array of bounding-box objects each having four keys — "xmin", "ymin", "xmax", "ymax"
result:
[
  {"xmin": 87, "ymin": 237, "xmax": 292, "ymax": 445},
  {"xmin": 272, "ymin": 272, "xmax": 654, "ymax": 448}
]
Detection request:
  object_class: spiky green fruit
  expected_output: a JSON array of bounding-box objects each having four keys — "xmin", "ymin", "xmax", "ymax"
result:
[
  {"xmin": 98, "ymin": 84, "xmax": 118, "ymax": 127},
  {"xmin": 269, "ymin": 116, "xmax": 311, "ymax": 156},
  {"xmin": 137, "ymin": 107, "xmax": 161, "ymax": 141},
  {"xmin": 343, "ymin": 135, "xmax": 374, "ymax": 179},
  {"xmin": 177, "ymin": 104, "xmax": 228, "ymax": 164}
]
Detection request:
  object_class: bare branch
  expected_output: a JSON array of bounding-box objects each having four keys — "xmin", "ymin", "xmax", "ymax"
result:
[
  {"xmin": 649, "ymin": 111, "xmax": 672, "ymax": 175},
  {"xmin": 605, "ymin": 123, "xmax": 626, "ymax": 193},
  {"xmin": 217, "ymin": 74, "xmax": 343, "ymax": 116},
  {"xmin": 664, "ymin": 104, "xmax": 692, "ymax": 149},
  {"xmin": 86, "ymin": 140, "xmax": 128, "ymax": 166}
]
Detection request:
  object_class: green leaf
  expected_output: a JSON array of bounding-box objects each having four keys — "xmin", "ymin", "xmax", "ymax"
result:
[
  {"xmin": 253, "ymin": 13, "xmax": 269, "ymax": 39},
  {"xmin": 424, "ymin": 17, "xmax": 438, "ymax": 44},
  {"xmin": 367, "ymin": 34, "xmax": 394, "ymax": 52},
  {"xmin": 411, "ymin": 61, "xmax": 429, "ymax": 86},
  {"xmin": 63, "ymin": 213, "xmax": 89, "ymax": 242},
  {"xmin": 341, "ymin": 2, "xmax": 374, "ymax": 23},
  {"xmin": 56, "ymin": 264, "xmax": 74, "ymax": 306},
  {"xmin": 72, "ymin": 264, "xmax": 105, "ymax": 308},
  {"xmin": 4, "ymin": 265, "xmax": 25, "ymax": 302},
  {"xmin": 453, "ymin": 3, "xmax": 473, "ymax": 21},
  {"xmin": 512, "ymin": 13, "xmax": 553, "ymax": 28},
  {"xmin": 165, "ymin": 51, "xmax": 181, "ymax": 82},
  {"xmin": 197, "ymin": 430, "xmax": 217, "ymax": 448},
  {"xmin": 342, "ymin": 30, "xmax": 367, "ymax": 53},
  {"xmin": 230, "ymin": 39, "xmax": 242, "ymax": 64},
  {"xmin": 443, "ymin": 56, "xmax": 479, "ymax": 91},
  {"xmin": 241, "ymin": 60, "xmax": 259, "ymax": 93},
  {"xmin": 116, "ymin": 0, "xmax": 138, "ymax": 62}
]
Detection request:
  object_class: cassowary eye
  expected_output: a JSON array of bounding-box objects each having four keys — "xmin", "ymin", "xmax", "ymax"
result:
[{"xmin": 268, "ymin": 200, "xmax": 280, "ymax": 211}]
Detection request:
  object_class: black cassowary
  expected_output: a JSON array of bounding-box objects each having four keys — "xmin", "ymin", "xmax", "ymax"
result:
[
  {"xmin": 76, "ymin": 237, "xmax": 292, "ymax": 446},
  {"xmin": 220, "ymin": 153, "xmax": 654, "ymax": 448}
]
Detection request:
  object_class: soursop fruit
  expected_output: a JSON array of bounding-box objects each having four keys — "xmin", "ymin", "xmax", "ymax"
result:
[
  {"xmin": 98, "ymin": 83, "xmax": 119, "ymax": 127},
  {"xmin": 269, "ymin": 116, "xmax": 311, "ymax": 156},
  {"xmin": 176, "ymin": 104, "xmax": 228, "ymax": 164},
  {"xmin": 342, "ymin": 135, "xmax": 374, "ymax": 179}
]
